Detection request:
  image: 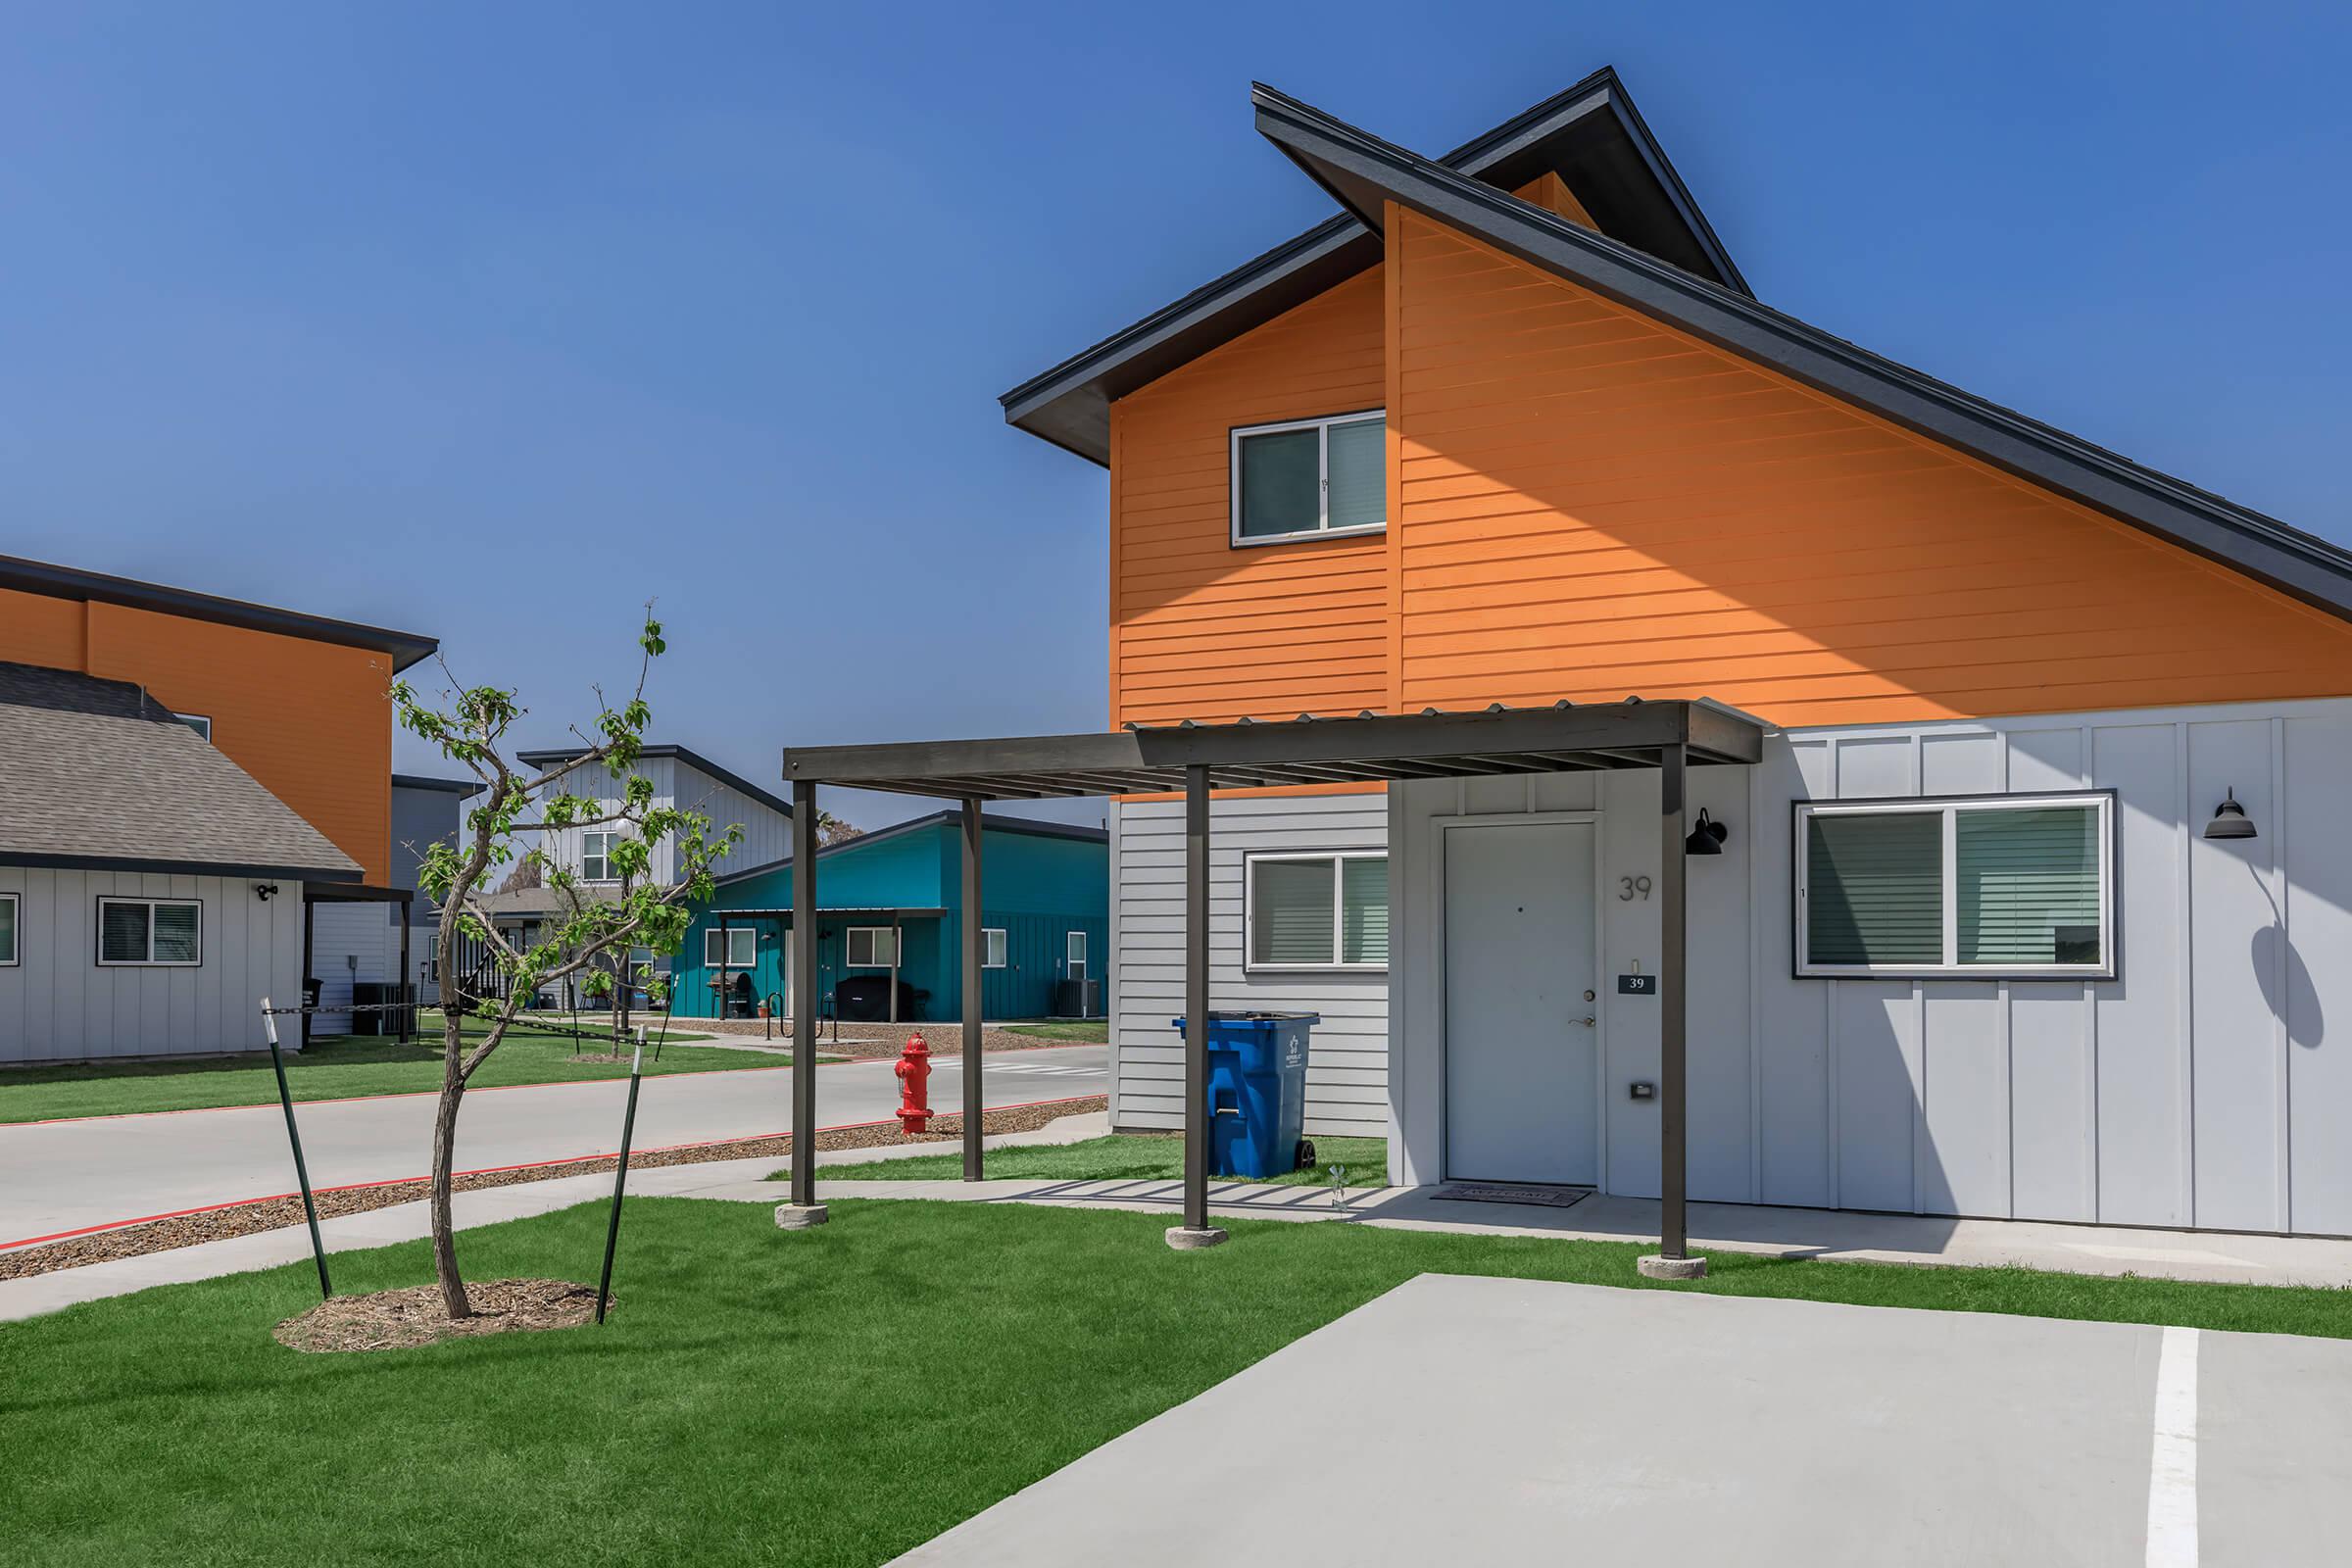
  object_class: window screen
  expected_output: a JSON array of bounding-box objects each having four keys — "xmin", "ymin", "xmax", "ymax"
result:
[
  {"xmin": 1957, "ymin": 805, "xmax": 2103, "ymax": 966},
  {"xmin": 1325, "ymin": 416, "xmax": 1385, "ymax": 531},
  {"xmin": 1340, "ymin": 856, "xmax": 1390, "ymax": 964}
]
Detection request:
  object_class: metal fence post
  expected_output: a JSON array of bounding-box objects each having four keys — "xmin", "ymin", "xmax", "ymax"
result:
[
  {"xmin": 261, "ymin": 997, "xmax": 331, "ymax": 1300},
  {"xmin": 596, "ymin": 1034, "xmax": 646, "ymax": 1324}
]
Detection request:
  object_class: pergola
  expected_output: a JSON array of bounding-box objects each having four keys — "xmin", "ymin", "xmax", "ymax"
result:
[{"xmin": 774, "ymin": 698, "xmax": 1764, "ymax": 1261}]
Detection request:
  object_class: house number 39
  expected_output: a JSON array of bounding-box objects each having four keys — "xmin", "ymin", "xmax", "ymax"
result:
[{"xmin": 1617, "ymin": 874, "xmax": 1653, "ymax": 902}]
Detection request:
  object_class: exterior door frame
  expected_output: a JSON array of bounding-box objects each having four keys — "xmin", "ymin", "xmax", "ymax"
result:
[{"xmin": 1428, "ymin": 810, "xmax": 1608, "ymax": 1188}]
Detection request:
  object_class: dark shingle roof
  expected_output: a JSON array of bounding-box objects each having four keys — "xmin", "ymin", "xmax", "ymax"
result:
[{"xmin": 0, "ymin": 662, "xmax": 364, "ymax": 880}]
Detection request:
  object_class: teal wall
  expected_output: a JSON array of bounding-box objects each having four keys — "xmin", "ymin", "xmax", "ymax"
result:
[{"xmin": 669, "ymin": 814, "xmax": 1106, "ymax": 1022}]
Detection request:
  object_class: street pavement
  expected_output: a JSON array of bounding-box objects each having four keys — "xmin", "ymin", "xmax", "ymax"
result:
[
  {"xmin": 896, "ymin": 1272, "xmax": 2352, "ymax": 1567},
  {"xmin": 0, "ymin": 1044, "xmax": 1107, "ymax": 1247}
]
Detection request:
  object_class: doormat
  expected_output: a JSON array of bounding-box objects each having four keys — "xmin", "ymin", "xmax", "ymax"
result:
[{"xmin": 1428, "ymin": 1183, "xmax": 1594, "ymax": 1209}]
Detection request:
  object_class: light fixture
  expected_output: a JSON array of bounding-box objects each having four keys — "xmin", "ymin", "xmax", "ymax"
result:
[
  {"xmin": 1685, "ymin": 808, "xmax": 1729, "ymax": 856},
  {"xmin": 2204, "ymin": 788, "xmax": 2258, "ymax": 841},
  {"xmin": 253, "ymin": 883, "xmax": 279, "ymax": 902}
]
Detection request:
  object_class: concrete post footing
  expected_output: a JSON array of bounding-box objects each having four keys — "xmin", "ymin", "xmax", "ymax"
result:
[
  {"xmin": 1164, "ymin": 1225, "xmax": 1229, "ymax": 1251},
  {"xmin": 773, "ymin": 1203, "xmax": 831, "ymax": 1231},
  {"xmin": 1638, "ymin": 1253, "xmax": 1708, "ymax": 1280}
]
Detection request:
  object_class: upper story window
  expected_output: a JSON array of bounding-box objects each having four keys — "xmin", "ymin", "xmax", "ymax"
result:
[
  {"xmin": 1231, "ymin": 410, "xmax": 1385, "ymax": 546},
  {"xmin": 174, "ymin": 713, "xmax": 213, "ymax": 743},
  {"xmin": 1796, "ymin": 792, "xmax": 2114, "ymax": 979},
  {"xmin": 580, "ymin": 830, "xmax": 615, "ymax": 883}
]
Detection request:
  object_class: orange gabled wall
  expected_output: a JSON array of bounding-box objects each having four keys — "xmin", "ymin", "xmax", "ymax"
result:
[
  {"xmin": 1389, "ymin": 208, "xmax": 2352, "ymax": 725},
  {"xmin": 0, "ymin": 586, "xmax": 393, "ymax": 881},
  {"xmin": 1110, "ymin": 268, "xmax": 1391, "ymax": 726}
]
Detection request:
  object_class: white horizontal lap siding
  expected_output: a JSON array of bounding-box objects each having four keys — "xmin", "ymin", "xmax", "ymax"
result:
[
  {"xmin": 308, "ymin": 902, "xmax": 397, "ymax": 1035},
  {"xmin": 0, "ymin": 869, "xmax": 301, "ymax": 1063},
  {"xmin": 1110, "ymin": 791, "xmax": 1391, "ymax": 1138}
]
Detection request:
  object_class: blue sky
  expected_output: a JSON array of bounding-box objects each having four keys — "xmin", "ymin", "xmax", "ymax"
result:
[{"xmin": 5, "ymin": 3, "xmax": 2348, "ymax": 830}]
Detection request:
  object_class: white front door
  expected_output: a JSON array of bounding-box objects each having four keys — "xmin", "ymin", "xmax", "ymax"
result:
[{"xmin": 1444, "ymin": 819, "xmax": 1599, "ymax": 1185}]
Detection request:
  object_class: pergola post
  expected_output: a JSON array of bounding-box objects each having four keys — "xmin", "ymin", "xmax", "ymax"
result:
[
  {"xmin": 1641, "ymin": 741, "xmax": 1705, "ymax": 1280},
  {"xmin": 1168, "ymin": 762, "xmax": 1225, "ymax": 1250},
  {"xmin": 397, "ymin": 893, "xmax": 412, "ymax": 1044},
  {"xmin": 778, "ymin": 779, "xmax": 827, "ymax": 1229},
  {"xmin": 961, "ymin": 799, "xmax": 985, "ymax": 1181}
]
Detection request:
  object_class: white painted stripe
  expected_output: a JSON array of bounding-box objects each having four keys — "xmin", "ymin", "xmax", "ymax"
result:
[{"xmin": 2145, "ymin": 1325, "xmax": 2199, "ymax": 1568}]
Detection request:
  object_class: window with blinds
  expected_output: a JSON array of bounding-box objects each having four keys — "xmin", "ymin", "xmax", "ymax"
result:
[
  {"xmin": 1248, "ymin": 852, "xmax": 1388, "ymax": 970},
  {"xmin": 1231, "ymin": 411, "xmax": 1386, "ymax": 544},
  {"xmin": 96, "ymin": 897, "xmax": 203, "ymax": 967},
  {"xmin": 1797, "ymin": 794, "xmax": 2112, "ymax": 977},
  {"xmin": 0, "ymin": 893, "xmax": 17, "ymax": 967}
]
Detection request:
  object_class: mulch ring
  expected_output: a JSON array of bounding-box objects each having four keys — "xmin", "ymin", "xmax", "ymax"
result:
[
  {"xmin": 274, "ymin": 1278, "xmax": 604, "ymax": 1354},
  {"xmin": 0, "ymin": 1096, "xmax": 1105, "ymax": 1284}
]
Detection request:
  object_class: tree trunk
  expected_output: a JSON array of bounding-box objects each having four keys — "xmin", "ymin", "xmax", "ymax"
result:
[{"xmin": 429, "ymin": 1018, "xmax": 472, "ymax": 1319}]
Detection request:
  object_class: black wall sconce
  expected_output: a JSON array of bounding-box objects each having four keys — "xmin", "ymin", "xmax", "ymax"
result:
[
  {"xmin": 2204, "ymin": 788, "xmax": 2257, "ymax": 841},
  {"xmin": 1685, "ymin": 808, "xmax": 1729, "ymax": 857},
  {"xmin": 253, "ymin": 883, "xmax": 280, "ymax": 902}
]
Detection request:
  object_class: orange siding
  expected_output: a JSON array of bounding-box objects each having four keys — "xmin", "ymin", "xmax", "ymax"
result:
[
  {"xmin": 0, "ymin": 586, "xmax": 393, "ymax": 880},
  {"xmin": 1513, "ymin": 172, "xmax": 1595, "ymax": 228},
  {"xmin": 1110, "ymin": 268, "xmax": 1392, "ymax": 725},
  {"xmin": 1390, "ymin": 211, "xmax": 2352, "ymax": 724}
]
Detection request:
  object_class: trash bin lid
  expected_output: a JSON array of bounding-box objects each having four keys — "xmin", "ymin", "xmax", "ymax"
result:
[{"xmin": 1171, "ymin": 1011, "xmax": 1322, "ymax": 1028}]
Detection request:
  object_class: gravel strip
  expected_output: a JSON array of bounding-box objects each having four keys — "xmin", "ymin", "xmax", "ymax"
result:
[{"xmin": 0, "ymin": 1096, "xmax": 1106, "ymax": 1282}]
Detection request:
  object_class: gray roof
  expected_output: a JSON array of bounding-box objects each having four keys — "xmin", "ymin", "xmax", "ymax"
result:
[{"xmin": 0, "ymin": 662, "xmax": 363, "ymax": 880}]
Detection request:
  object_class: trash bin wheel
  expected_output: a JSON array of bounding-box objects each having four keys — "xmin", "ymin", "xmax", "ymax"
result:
[{"xmin": 1296, "ymin": 1138, "xmax": 1317, "ymax": 1173}]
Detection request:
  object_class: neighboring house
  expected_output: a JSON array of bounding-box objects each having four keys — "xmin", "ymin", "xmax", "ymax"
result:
[
  {"xmin": 670, "ymin": 812, "xmax": 1107, "ymax": 1024},
  {"xmin": 307, "ymin": 773, "xmax": 478, "ymax": 1030},
  {"xmin": 0, "ymin": 555, "xmax": 435, "ymax": 1060},
  {"xmin": 454, "ymin": 745, "xmax": 797, "ymax": 1006},
  {"xmin": 984, "ymin": 70, "xmax": 2352, "ymax": 1236}
]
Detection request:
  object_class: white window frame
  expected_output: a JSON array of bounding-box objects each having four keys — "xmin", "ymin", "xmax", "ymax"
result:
[
  {"xmin": 983, "ymin": 928, "xmax": 1007, "ymax": 969},
  {"xmin": 96, "ymin": 896, "xmax": 204, "ymax": 968},
  {"xmin": 1243, "ymin": 849, "xmax": 1391, "ymax": 974},
  {"xmin": 703, "ymin": 926, "xmax": 756, "ymax": 968},
  {"xmin": 0, "ymin": 891, "xmax": 18, "ymax": 967},
  {"xmin": 846, "ymin": 926, "xmax": 899, "ymax": 968},
  {"xmin": 1229, "ymin": 409, "xmax": 1386, "ymax": 547},
  {"xmin": 1794, "ymin": 791, "xmax": 2117, "ymax": 980},
  {"xmin": 579, "ymin": 830, "xmax": 616, "ymax": 884},
  {"xmin": 1065, "ymin": 930, "xmax": 1087, "ymax": 980},
  {"xmin": 174, "ymin": 712, "xmax": 213, "ymax": 743}
]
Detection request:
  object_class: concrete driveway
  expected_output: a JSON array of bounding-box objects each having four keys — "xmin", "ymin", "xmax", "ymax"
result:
[
  {"xmin": 899, "ymin": 1274, "xmax": 2352, "ymax": 1566},
  {"xmin": 0, "ymin": 1044, "xmax": 1106, "ymax": 1248}
]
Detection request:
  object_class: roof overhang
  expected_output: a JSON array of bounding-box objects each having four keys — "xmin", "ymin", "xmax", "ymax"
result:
[
  {"xmin": 0, "ymin": 852, "xmax": 364, "ymax": 882},
  {"xmin": 517, "ymin": 743, "xmax": 794, "ymax": 819},
  {"xmin": 1251, "ymin": 83, "xmax": 2352, "ymax": 623},
  {"xmin": 1000, "ymin": 68, "xmax": 1747, "ymax": 466},
  {"xmin": 781, "ymin": 700, "xmax": 1764, "ymax": 802},
  {"xmin": 0, "ymin": 555, "xmax": 438, "ymax": 671}
]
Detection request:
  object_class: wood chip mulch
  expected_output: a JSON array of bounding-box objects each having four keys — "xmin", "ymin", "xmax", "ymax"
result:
[
  {"xmin": 0, "ymin": 1096, "xmax": 1105, "ymax": 1284},
  {"xmin": 273, "ymin": 1278, "xmax": 603, "ymax": 1354}
]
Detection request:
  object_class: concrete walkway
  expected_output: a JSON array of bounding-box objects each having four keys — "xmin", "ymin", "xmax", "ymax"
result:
[{"xmin": 893, "ymin": 1274, "xmax": 2352, "ymax": 1566}]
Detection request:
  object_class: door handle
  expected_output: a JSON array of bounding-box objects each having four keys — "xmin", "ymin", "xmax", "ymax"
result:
[{"xmin": 1571, "ymin": 1016, "xmax": 1595, "ymax": 1028}]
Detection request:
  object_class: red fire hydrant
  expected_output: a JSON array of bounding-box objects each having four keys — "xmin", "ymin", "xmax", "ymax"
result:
[{"xmin": 893, "ymin": 1032, "xmax": 933, "ymax": 1135}]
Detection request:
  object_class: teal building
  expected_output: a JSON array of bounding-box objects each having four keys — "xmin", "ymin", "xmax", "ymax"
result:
[{"xmin": 671, "ymin": 810, "xmax": 1107, "ymax": 1023}]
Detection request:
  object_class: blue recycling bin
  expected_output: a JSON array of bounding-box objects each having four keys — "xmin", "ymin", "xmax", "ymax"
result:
[{"xmin": 1171, "ymin": 1011, "xmax": 1319, "ymax": 1178}]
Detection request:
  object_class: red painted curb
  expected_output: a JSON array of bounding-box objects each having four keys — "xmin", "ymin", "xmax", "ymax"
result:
[{"xmin": 0, "ymin": 1092, "xmax": 1104, "ymax": 1252}]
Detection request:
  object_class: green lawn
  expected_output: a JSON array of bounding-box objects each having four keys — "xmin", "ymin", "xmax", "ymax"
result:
[
  {"xmin": 780, "ymin": 1132, "xmax": 1390, "ymax": 1188},
  {"xmin": 4, "ymin": 1198, "xmax": 2347, "ymax": 1567},
  {"xmin": 0, "ymin": 1015, "xmax": 783, "ymax": 1124},
  {"xmin": 999, "ymin": 1019, "xmax": 1107, "ymax": 1043}
]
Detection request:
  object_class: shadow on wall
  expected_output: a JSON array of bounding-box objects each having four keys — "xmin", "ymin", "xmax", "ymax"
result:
[{"xmin": 2247, "ymin": 859, "xmax": 2324, "ymax": 1050}]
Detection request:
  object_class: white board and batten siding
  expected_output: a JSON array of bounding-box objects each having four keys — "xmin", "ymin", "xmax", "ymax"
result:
[
  {"xmin": 308, "ymin": 900, "xmax": 404, "ymax": 1034},
  {"xmin": 537, "ymin": 755, "xmax": 792, "ymax": 887},
  {"xmin": 1386, "ymin": 695, "xmax": 2352, "ymax": 1237},
  {"xmin": 1109, "ymin": 791, "xmax": 1390, "ymax": 1138},
  {"xmin": 0, "ymin": 868, "xmax": 303, "ymax": 1063}
]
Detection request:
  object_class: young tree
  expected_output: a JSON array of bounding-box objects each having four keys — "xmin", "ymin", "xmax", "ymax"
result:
[{"xmin": 394, "ymin": 613, "xmax": 740, "ymax": 1318}]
